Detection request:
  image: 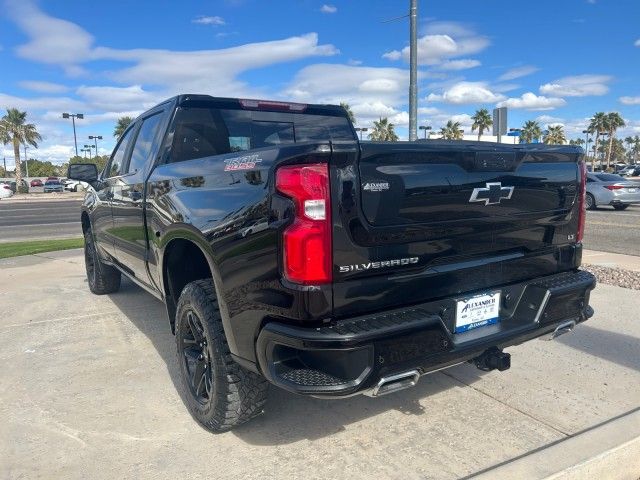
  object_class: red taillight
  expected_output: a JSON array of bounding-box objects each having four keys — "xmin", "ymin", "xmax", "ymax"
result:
[
  {"xmin": 276, "ymin": 163, "xmax": 332, "ymax": 284},
  {"xmin": 577, "ymin": 161, "xmax": 587, "ymax": 243},
  {"xmin": 604, "ymin": 185, "xmax": 624, "ymax": 190},
  {"xmin": 2, "ymin": 185, "xmax": 10, "ymax": 190}
]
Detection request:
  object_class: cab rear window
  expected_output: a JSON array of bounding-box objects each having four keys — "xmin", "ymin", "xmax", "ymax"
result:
[{"xmin": 166, "ymin": 107, "xmax": 353, "ymax": 163}]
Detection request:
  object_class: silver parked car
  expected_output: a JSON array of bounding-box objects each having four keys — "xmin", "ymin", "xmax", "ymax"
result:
[{"xmin": 586, "ymin": 173, "xmax": 640, "ymax": 210}]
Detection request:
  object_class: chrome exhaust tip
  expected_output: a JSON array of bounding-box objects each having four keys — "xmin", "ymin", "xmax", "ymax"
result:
[
  {"xmin": 541, "ymin": 320, "xmax": 576, "ymax": 341},
  {"xmin": 369, "ymin": 370, "xmax": 420, "ymax": 397}
]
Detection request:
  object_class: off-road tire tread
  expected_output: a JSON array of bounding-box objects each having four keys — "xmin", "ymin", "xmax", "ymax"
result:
[
  {"xmin": 84, "ymin": 230, "xmax": 121, "ymax": 295},
  {"xmin": 176, "ymin": 279, "xmax": 268, "ymax": 432}
]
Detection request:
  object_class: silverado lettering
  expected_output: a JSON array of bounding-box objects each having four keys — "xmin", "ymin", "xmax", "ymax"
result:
[
  {"xmin": 339, "ymin": 257, "xmax": 419, "ymax": 272},
  {"xmin": 69, "ymin": 94, "xmax": 596, "ymax": 432}
]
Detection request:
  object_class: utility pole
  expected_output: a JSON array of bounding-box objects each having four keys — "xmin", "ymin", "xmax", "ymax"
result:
[
  {"xmin": 62, "ymin": 113, "xmax": 84, "ymax": 156},
  {"xmin": 408, "ymin": 0, "xmax": 418, "ymax": 141},
  {"xmin": 3, "ymin": 157, "xmax": 6, "ymax": 178}
]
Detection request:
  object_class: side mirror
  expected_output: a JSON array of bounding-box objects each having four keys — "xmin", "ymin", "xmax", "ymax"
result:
[{"xmin": 68, "ymin": 163, "xmax": 98, "ymax": 183}]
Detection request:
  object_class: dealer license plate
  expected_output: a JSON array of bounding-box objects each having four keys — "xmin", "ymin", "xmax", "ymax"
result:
[
  {"xmin": 626, "ymin": 188, "xmax": 638, "ymax": 193},
  {"xmin": 455, "ymin": 291, "xmax": 501, "ymax": 333}
]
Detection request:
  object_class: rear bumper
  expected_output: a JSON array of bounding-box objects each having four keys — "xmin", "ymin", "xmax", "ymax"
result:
[{"xmin": 256, "ymin": 270, "xmax": 596, "ymax": 397}]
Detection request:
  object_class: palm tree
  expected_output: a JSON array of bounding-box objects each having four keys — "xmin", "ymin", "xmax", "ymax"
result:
[
  {"xmin": 471, "ymin": 108, "xmax": 492, "ymax": 141},
  {"xmin": 543, "ymin": 125, "xmax": 567, "ymax": 145},
  {"xmin": 439, "ymin": 120, "xmax": 464, "ymax": 140},
  {"xmin": 368, "ymin": 118, "xmax": 399, "ymax": 141},
  {"xmin": 589, "ymin": 112, "xmax": 607, "ymax": 168},
  {"xmin": 340, "ymin": 102, "xmax": 356, "ymax": 125},
  {"xmin": 632, "ymin": 136, "xmax": 640, "ymax": 163},
  {"xmin": 520, "ymin": 120, "xmax": 542, "ymax": 143},
  {"xmin": 114, "ymin": 116, "xmax": 134, "ymax": 139},
  {"xmin": 625, "ymin": 136, "xmax": 635, "ymax": 162},
  {"xmin": 0, "ymin": 108, "xmax": 42, "ymax": 189},
  {"xmin": 569, "ymin": 138, "xmax": 585, "ymax": 147},
  {"xmin": 604, "ymin": 112, "xmax": 625, "ymax": 168}
]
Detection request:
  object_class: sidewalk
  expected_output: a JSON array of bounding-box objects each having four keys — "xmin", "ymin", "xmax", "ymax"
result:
[
  {"xmin": 1, "ymin": 250, "xmax": 639, "ymax": 479},
  {"xmin": 583, "ymin": 249, "xmax": 640, "ymax": 272}
]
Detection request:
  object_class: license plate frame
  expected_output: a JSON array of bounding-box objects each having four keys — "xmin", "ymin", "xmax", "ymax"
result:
[{"xmin": 455, "ymin": 291, "xmax": 501, "ymax": 334}]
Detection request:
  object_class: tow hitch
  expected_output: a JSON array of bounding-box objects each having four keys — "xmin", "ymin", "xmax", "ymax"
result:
[{"xmin": 473, "ymin": 347, "xmax": 511, "ymax": 372}]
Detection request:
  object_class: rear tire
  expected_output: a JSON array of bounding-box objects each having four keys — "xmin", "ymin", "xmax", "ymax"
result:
[
  {"xmin": 84, "ymin": 230, "xmax": 121, "ymax": 295},
  {"xmin": 175, "ymin": 279, "xmax": 268, "ymax": 432},
  {"xmin": 586, "ymin": 193, "xmax": 596, "ymax": 210},
  {"xmin": 613, "ymin": 204, "xmax": 629, "ymax": 211}
]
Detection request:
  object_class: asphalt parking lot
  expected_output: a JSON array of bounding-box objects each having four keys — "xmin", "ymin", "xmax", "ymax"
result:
[{"xmin": 1, "ymin": 250, "xmax": 639, "ymax": 479}]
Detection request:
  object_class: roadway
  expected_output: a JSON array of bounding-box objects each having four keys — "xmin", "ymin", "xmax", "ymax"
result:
[
  {"xmin": 0, "ymin": 198, "xmax": 638, "ymax": 257},
  {"xmin": 0, "ymin": 199, "xmax": 83, "ymax": 242}
]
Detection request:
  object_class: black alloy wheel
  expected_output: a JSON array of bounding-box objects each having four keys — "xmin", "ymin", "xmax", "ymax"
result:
[{"xmin": 180, "ymin": 310, "xmax": 213, "ymax": 404}]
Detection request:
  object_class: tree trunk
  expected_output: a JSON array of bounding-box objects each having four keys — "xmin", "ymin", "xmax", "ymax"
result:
[
  {"xmin": 593, "ymin": 133, "xmax": 600, "ymax": 169},
  {"xmin": 606, "ymin": 132, "xmax": 614, "ymax": 169},
  {"xmin": 12, "ymin": 137, "xmax": 22, "ymax": 189}
]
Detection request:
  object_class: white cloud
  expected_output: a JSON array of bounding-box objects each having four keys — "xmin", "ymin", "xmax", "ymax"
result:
[
  {"xmin": 635, "ymin": 39, "xmax": 640, "ymax": 47},
  {"xmin": 359, "ymin": 78, "xmax": 400, "ymax": 93},
  {"xmin": 382, "ymin": 50, "xmax": 402, "ymax": 61},
  {"xmin": 382, "ymin": 22, "xmax": 489, "ymax": 66},
  {"xmin": 539, "ymin": 74, "xmax": 611, "ymax": 97},
  {"xmin": 347, "ymin": 59, "xmax": 362, "ymax": 66},
  {"xmin": 76, "ymin": 85, "xmax": 161, "ymax": 111},
  {"xmin": 192, "ymin": 16, "xmax": 226, "ymax": 26},
  {"xmin": 497, "ymin": 92, "xmax": 566, "ymax": 111},
  {"xmin": 8, "ymin": 1, "xmax": 339, "ymax": 98},
  {"xmin": 320, "ymin": 4, "xmax": 337, "ymax": 13},
  {"xmin": 19, "ymin": 80, "xmax": 70, "ymax": 93},
  {"xmin": 6, "ymin": 0, "xmax": 94, "ymax": 74},
  {"xmin": 499, "ymin": 65, "xmax": 538, "ymax": 81},
  {"xmin": 426, "ymin": 82, "xmax": 505, "ymax": 105},
  {"xmin": 437, "ymin": 59, "xmax": 481, "ymax": 71},
  {"xmin": 493, "ymin": 83, "xmax": 520, "ymax": 93},
  {"xmin": 620, "ymin": 96, "xmax": 640, "ymax": 105}
]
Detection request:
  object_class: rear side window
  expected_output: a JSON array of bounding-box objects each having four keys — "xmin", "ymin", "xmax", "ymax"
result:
[
  {"xmin": 128, "ymin": 113, "xmax": 163, "ymax": 174},
  {"xmin": 107, "ymin": 127, "xmax": 134, "ymax": 178},
  {"xmin": 167, "ymin": 107, "xmax": 353, "ymax": 163},
  {"xmin": 595, "ymin": 174, "xmax": 623, "ymax": 182}
]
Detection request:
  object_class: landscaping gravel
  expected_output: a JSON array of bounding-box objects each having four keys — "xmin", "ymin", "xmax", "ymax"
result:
[{"xmin": 582, "ymin": 264, "xmax": 640, "ymax": 291}]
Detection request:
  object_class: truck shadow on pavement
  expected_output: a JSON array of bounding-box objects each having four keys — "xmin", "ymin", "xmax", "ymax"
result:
[
  {"xmin": 108, "ymin": 278, "xmax": 487, "ymax": 445},
  {"xmin": 558, "ymin": 325, "xmax": 640, "ymax": 373}
]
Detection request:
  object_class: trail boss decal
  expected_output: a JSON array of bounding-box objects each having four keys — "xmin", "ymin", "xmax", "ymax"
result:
[
  {"xmin": 224, "ymin": 154, "xmax": 263, "ymax": 171},
  {"xmin": 339, "ymin": 257, "xmax": 419, "ymax": 273}
]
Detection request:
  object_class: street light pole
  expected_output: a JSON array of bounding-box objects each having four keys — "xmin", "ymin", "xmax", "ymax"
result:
[
  {"xmin": 62, "ymin": 113, "xmax": 85, "ymax": 156},
  {"xmin": 408, "ymin": 0, "xmax": 418, "ymax": 141},
  {"xmin": 354, "ymin": 127, "xmax": 368, "ymax": 140},
  {"xmin": 84, "ymin": 144, "xmax": 95, "ymax": 160},
  {"xmin": 88, "ymin": 135, "xmax": 103, "ymax": 155},
  {"xmin": 419, "ymin": 125, "xmax": 432, "ymax": 139}
]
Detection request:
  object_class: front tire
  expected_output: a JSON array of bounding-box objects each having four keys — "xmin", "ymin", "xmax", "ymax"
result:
[
  {"xmin": 84, "ymin": 230, "xmax": 121, "ymax": 295},
  {"xmin": 175, "ymin": 279, "xmax": 268, "ymax": 432},
  {"xmin": 586, "ymin": 193, "xmax": 596, "ymax": 210}
]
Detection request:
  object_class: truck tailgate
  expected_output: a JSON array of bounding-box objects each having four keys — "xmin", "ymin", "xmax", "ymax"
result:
[{"xmin": 330, "ymin": 141, "xmax": 583, "ymax": 318}]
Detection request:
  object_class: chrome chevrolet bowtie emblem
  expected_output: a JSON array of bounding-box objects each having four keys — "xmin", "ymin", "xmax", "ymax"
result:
[{"xmin": 469, "ymin": 182, "xmax": 514, "ymax": 205}]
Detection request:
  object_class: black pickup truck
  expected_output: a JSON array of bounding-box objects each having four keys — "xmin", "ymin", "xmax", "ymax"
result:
[{"xmin": 69, "ymin": 94, "xmax": 596, "ymax": 432}]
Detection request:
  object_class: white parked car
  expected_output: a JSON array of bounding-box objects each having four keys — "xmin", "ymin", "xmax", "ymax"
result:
[
  {"xmin": 63, "ymin": 179, "xmax": 85, "ymax": 192},
  {"xmin": 0, "ymin": 182, "xmax": 14, "ymax": 199}
]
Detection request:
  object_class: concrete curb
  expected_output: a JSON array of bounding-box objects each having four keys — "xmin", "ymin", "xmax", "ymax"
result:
[
  {"xmin": 469, "ymin": 408, "xmax": 640, "ymax": 480},
  {"xmin": 0, "ymin": 194, "xmax": 83, "ymax": 203},
  {"xmin": 583, "ymin": 249, "xmax": 640, "ymax": 272}
]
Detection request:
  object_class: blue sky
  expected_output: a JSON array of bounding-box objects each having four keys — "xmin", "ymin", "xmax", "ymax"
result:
[{"xmin": 1, "ymin": 0, "xmax": 639, "ymax": 166}]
